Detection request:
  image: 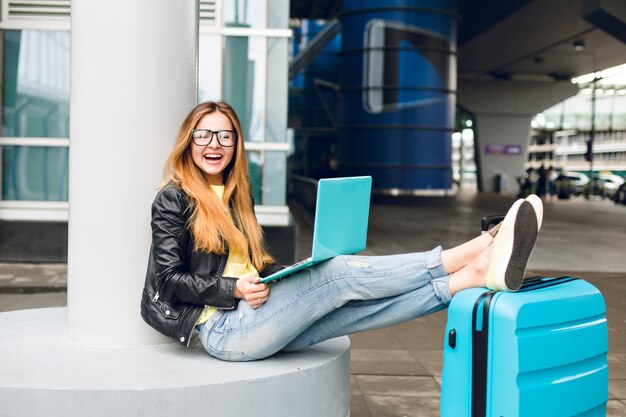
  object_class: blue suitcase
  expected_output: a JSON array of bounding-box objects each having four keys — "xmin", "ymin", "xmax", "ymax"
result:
[{"xmin": 440, "ymin": 277, "xmax": 608, "ymax": 417}]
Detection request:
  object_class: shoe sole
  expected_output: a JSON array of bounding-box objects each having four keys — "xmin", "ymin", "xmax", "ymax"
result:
[
  {"xmin": 486, "ymin": 199, "xmax": 523, "ymax": 291},
  {"xmin": 525, "ymin": 194, "xmax": 543, "ymax": 231},
  {"xmin": 502, "ymin": 201, "xmax": 538, "ymax": 291}
]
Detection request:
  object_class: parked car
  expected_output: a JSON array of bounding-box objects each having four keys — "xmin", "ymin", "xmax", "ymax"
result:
[
  {"xmin": 613, "ymin": 181, "xmax": 626, "ymax": 205},
  {"xmin": 556, "ymin": 171, "xmax": 590, "ymax": 196},
  {"xmin": 589, "ymin": 173, "xmax": 625, "ymax": 199}
]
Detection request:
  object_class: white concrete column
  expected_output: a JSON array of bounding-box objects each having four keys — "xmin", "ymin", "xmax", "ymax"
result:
[
  {"xmin": 458, "ymin": 79, "xmax": 577, "ymax": 193},
  {"xmin": 68, "ymin": 0, "xmax": 198, "ymax": 345},
  {"xmin": 471, "ymin": 113, "xmax": 535, "ymax": 194}
]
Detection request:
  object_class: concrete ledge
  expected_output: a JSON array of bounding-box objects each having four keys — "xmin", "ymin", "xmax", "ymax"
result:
[{"xmin": 0, "ymin": 308, "xmax": 350, "ymax": 417}]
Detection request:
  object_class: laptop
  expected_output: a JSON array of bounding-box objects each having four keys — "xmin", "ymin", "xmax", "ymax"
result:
[{"xmin": 260, "ymin": 176, "xmax": 372, "ymax": 283}]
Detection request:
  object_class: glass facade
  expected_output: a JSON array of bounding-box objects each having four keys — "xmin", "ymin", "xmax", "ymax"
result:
[
  {"xmin": 529, "ymin": 74, "xmax": 626, "ymax": 175},
  {"xmin": 2, "ymin": 146, "xmax": 68, "ymax": 201},
  {"xmin": 533, "ymin": 91, "xmax": 626, "ymax": 132},
  {"xmin": 198, "ymin": 1, "xmax": 290, "ymax": 207},
  {"xmin": 1, "ymin": 29, "xmax": 70, "ymax": 202},
  {"xmin": 1, "ymin": 0, "xmax": 290, "ymax": 221}
]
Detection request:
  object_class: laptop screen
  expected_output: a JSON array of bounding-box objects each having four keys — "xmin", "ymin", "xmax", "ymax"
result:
[{"xmin": 311, "ymin": 176, "xmax": 372, "ymax": 261}]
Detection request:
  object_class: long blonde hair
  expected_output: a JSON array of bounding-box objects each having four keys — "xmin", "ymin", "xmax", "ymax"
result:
[{"xmin": 162, "ymin": 101, "xmax": 274, "ymax": 270}]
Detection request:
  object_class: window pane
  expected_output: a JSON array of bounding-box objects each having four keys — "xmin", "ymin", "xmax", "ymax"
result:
[
  {"xmin": 267, "ymin": 0, "xmax": 289, "ymax": 29},
  {"xmin": 1, "ymin": 29, "xmax": 70, "ymax": 202},
  {"xmin": 246, "ymin": 150, "xmax": 263, "ymax": 203},
  {"xmin": 198, "ymin": 33, "xmax": 222, "ymax": 103},
  {"xmin": 2, "ymin": 145, "xmax": 69, "ymax": 201},
  {"xmin": 222, "ymin": 36, "xmax": 267, "ymax": 142},
  {"xmin": 266, "ymin": 37, "xmax": 288, "ymax": 143},
  {"xmin": 223, "ymin": 1, "xmax": 267, "ymax": 29},
  {"xmin": 2, "ymin": 30, "xmax": 70, "ymax": 138},
  {"xmin": 263, "ymin": 151, "xmax": 285, "ymax": 205}
]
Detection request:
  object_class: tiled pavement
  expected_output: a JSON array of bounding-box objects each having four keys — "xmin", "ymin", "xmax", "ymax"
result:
[{"xmin": 1, "ymin": 191, "xmax": 625, "ymax": 416}]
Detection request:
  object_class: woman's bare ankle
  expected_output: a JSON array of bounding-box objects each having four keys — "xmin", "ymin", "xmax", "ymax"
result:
[{"xmin": 448, "ymin": 245, "xmax": 492, "ymax": 296}]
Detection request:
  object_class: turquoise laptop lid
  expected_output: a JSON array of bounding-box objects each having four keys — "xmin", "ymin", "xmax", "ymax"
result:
[{"xmin": 311, "ymin": 176, "xmax": 372, "ymax": 261}]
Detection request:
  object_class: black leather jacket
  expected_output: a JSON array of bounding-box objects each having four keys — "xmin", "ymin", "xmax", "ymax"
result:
[{"xmin": 140, "ymin": 183, "xmax": 283, "ymax": 347}]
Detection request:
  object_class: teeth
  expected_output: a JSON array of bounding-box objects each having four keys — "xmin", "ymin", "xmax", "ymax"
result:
[{"xmin": 204, "ymin": 154, "xmax": 222, "ymax": 160}]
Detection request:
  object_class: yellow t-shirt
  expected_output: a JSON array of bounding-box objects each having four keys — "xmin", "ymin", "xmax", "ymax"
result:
[{"xmin": 195, "ymin": 185, "xmax": 259, "ymax": 326}]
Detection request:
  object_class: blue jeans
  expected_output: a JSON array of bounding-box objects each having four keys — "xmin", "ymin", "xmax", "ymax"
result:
[{"xmin": 198, "ymin": 246, "xmax": 452, "ymax": 361}]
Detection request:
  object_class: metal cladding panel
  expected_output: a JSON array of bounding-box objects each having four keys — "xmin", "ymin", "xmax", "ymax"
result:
[
  {"xmin": 338, "ymin": 0, "xmax": 457, "ymax": 191},
  {"xmin": 337, "ymin": 126, "xmax": 453, "ymax": 189},
  {"xmin": 301, "ymin": 20, "xmax": 342, "ymax": 129}
]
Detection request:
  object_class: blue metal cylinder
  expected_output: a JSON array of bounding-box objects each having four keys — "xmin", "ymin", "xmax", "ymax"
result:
[
  {"xmin": 295, "ymin": 20, "xmax": 342, "ymax": 178},
  {"xmin": 290, "ymin": 26, "xmax": 305, "ymax": 89},
  {"xmin": 338, "ymin": 0, "xmax": 457, "ymax": 191},
  {"xmin": 301, "ymin": 20, "xmax": 341, "ymax": 128}
]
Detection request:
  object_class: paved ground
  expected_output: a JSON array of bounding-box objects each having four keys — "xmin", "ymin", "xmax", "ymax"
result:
[{"xmin": 1, "ymin": 191, "xmax": 625, "ymax": 416}]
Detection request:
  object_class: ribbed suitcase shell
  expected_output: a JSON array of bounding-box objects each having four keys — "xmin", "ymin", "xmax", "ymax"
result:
[{"xmin": 440, "ymin": 278, "xmax": 608, "ymax": 417}]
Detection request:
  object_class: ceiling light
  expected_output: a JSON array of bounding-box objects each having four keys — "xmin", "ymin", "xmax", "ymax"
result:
[{"xmin": 573, "ymin": 40, "xmax": 585, "ymax": 51}]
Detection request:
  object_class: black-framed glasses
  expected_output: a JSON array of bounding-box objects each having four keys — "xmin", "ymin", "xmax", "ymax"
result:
[{"xmin": 191, "ymin": 129, "xmax": 237, "ymax": 147}]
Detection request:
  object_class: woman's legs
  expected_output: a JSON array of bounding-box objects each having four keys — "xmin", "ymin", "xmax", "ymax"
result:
[
  {"xmin": 440, "ymin": 232, "xmax": 493, "ymax": 274},
  {"xmin": 443, "ymin": 194, "xmax": 543, "ymax": 294},
  {"xmin": 199, "ymin": 247, "xmax": 451, "ymax": 361},
  {"xmin": 283, "ymin": 235, "xmax": 504, "ymax": 350},
  {"xmin": 198, "ymin": 196, "xmax": 543, "ymax": 361},
  {"xmin": 447, "ymin": 195, "xmax": 542, "ymax": 294},
  {"xmin": 282, "ymin": 279, "xmax": 449, "ymax": 352},
  {"xmin": 447, "ymin": 243, "xmax": 492, "ymax": 296}
]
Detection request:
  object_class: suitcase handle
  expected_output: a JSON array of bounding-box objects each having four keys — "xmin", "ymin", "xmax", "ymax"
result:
[
  {"xmin": 480, "ymin": 215, "xmax": 504, "ymax": 233},
  {"xmin": 518, "ymin": 276, "xmax": 578, "ymax": 292}
]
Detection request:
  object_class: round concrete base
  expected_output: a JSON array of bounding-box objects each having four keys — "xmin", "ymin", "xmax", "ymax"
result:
[{"xmin": 0, "ymin": 308, "xmax": 350, "ymax": 417}]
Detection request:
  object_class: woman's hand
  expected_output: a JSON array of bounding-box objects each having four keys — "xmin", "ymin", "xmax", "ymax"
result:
[{"xmin": 234, "ymin": 274, "xmax": 270, "ymax": 309}]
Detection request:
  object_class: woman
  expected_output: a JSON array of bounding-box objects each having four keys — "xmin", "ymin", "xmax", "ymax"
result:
[{"xmin": 141, "ymin": 101, "xmax": 543, "ymax": 361}]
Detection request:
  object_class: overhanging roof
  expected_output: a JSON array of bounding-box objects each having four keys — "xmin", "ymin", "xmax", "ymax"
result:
[{"xmin": 290, "ymin": 0, "xmax": 626, "ymax": 79}]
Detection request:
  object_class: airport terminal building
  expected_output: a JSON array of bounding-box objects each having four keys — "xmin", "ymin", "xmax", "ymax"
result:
[{"xmin": 0, "ymin": 0, "xmax": 625, "ymax": 263}]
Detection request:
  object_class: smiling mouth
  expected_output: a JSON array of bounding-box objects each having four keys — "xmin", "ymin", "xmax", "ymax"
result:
[{"xmin": 203, "ymin": 154, "xmax": 223, "ymax": 162}]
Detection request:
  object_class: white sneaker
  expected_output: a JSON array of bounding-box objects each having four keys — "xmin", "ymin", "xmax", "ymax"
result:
[
  {"xmin": 525, "ymin": 194, "xmax": 543, "ymax": 231},
  {"xmin": 486, "ymin": 198, "xmax": 540, "ymax": 291}
]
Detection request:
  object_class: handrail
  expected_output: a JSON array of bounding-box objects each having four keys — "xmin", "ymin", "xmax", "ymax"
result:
[{"xmin": 289, "ymin": 20, "xmax": 341, "ymax": 80}]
